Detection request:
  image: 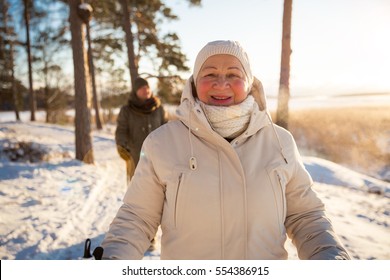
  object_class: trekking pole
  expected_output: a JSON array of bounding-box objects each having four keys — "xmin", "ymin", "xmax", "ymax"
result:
[
  {"xmin": 82, "ymin": 238, "xmax": 93, "ymax": 259},
  {"xmin": 82, "ymin": 238, "xmax": 104, "ymax": 260}
]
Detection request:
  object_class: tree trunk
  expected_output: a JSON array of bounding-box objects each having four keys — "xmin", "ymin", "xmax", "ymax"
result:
[
  {"xmin": 86, "ymin": 22, "xmax": 103, "ymax": 130},
  {"xmin": 1, "ymin": 0, "xmax": 19, "ymax": 120},
  {"xmin": 276, "ymin": 0, "xmax": 293, "ymax": 130},
  {"xmin": 23, "ymin": 0, "xmax": 36, "ymax": 121},
  {"xmin": 68, "ymin": 0, "xmax": 94, "ymax": 164},
  {"xmin": 44, "ymin": 84, "xmax": 50, "ymax": 123},
  {"xmin": 42, "ymin": 50, "xmax": 50, "ymax": 123},
  {"xmin": 11, "ymin": 46, "xmax": 20, "ymax": 121},
  {"xmin": 119, "ymin": 0, "xmax": 138, "ymax": 88}
]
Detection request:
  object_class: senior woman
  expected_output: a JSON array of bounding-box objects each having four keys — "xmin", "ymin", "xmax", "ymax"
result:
[{"xmin": 101, "ymin": 40, "xmax": 350, "ymax": 260}]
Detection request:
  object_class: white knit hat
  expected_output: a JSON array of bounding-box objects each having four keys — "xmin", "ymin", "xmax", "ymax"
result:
[{"xmin": 193, "ymin": 40, "xmax": 253, "ymax": 87}]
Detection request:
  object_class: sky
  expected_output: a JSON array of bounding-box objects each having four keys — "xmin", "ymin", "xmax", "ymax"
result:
[
  {"xmin": 0, "ymin": 114, "xmax": 389, "ymax": 262},
  {"xmin": 161, "ymin": 0, "xmax": 390, "ymax": 97}
]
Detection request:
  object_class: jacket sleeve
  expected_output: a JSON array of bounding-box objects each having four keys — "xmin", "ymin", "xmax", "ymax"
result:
[
  {"xmin": 101, "ymin": 136, "xmax": 164, "ymax": 259},
  {"xmin": 283, "ymin": 133, "xmax": 351, "ymax": 260},
  {"xmin": 115, "ymin": 106, "xmax": 130, "ymax": 152}
]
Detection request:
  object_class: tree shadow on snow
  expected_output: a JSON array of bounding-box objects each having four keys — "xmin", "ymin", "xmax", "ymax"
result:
[{"xmin": 0, "ymin": 159, "xmax": 82, "ymax": 180}]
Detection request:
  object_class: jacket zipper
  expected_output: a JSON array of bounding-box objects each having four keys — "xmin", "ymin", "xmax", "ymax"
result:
[
  {"xmin": 275, "ymin": 171, "xmax": 286, "ymax": 235},
  {"xmin": 174, "ymin": 173, "xmax": 183, "ymax": 227}
]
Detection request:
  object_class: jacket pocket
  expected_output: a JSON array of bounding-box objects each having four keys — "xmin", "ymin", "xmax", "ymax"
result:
[
  {"xmin": 163, "ymin": 168, "xmax": 187, "ymax": 230},
  {"xmin": 266, "ymin": 166, "xmax": 287, "ymax": 235}
]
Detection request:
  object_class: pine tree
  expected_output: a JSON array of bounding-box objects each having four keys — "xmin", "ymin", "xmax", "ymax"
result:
[
  {"xmin": 78, "ymin": 2, "xmax": 103, "ymax": 130},
  {"xmin": 119, "ymin": 0, "xmax": 200, "ymax": 91},
  {"xmin": 79, "ymin": 0, "xmax": 201, "ymax": 103},
  {"xmin": 32, "ymin": 0, "xmax": 69, "ymax": 124},
  {"xmin": 276, "ymin": 0, "xmax": 293, "ymax": 130},
  {"xmin": 0, "ymin": 0, "xmax": 20, "ymax": 119},
  {"xmin": 22, "ymin": 0, "xmax": 37, "ymax": 120},
  {"xmin": 68, "ymin": 0, "xmax": 94, "ymax": 164}
]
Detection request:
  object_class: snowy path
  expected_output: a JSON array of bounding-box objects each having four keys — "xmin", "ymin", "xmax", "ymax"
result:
[{"xmin": 0, "ymin": 122, "xmax": 127, "ymax": 259}]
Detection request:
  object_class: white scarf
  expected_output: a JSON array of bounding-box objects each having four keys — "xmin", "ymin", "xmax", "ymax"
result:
[{"xmin": 198, "ymin": 95, "xmax": 255, "ymax": 139}]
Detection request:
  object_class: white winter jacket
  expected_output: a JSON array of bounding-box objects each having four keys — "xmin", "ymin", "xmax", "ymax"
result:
[{"xmin": 102, "ymin": 77, "xmax": 350, "ymax": 260}]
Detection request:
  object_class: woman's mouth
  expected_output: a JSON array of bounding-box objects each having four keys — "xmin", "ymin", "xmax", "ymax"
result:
[
  {"xmin": 210, "ymin": 95, "xmax": 232, "ymax": 105},
  {"xmin": 212, "ymin": 96, "xmax": 230, "ymax": 100}
]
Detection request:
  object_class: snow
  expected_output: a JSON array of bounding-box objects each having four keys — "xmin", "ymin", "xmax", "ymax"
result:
[{"xmin": 0, "ymin": 116, "xmax": 389, "ymax": 260}]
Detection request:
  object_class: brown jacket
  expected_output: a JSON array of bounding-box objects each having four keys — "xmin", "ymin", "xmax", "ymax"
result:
[
  {"xmin": 103, "ymin": 77, "xmax": 350, "ymax": 260},
  {"xmin": 115, "ymin": 99, "xmax": 166, "ymax": 166}
]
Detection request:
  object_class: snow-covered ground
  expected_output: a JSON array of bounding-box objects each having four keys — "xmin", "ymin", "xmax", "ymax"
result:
[{"xmin": 0, "ymin": 115, "xmax": 389, "ymax": 260}]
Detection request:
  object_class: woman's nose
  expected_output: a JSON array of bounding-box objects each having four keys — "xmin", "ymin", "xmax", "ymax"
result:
[{"xmin": 213, "ymin": 76, "xmax": 229, "ymax": 89}]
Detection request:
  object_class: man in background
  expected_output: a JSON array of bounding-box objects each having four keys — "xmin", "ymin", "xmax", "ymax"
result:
[{"xmin": 115, "ymin": 77, "xmax": 167, "ymax": 184}]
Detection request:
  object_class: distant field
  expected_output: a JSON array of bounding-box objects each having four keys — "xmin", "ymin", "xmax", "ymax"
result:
[{"xmin": 284, "ymin": 106, "xmax": 390, "ymax": 181}]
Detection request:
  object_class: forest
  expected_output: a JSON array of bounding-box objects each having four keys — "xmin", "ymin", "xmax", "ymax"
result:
[
  {"xmin": 1, "ymin": 0, "xmax": 296, "ymax": 164},
  {"xmin": 0, "ymin": 0, "xmax": 213, "ymax": 162},
  {"xmin": 0, "ymin": 0, "xmax": 204, "ymax": 112}
]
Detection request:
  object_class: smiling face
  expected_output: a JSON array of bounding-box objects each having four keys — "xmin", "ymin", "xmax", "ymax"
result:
[{"xmin": 195, "ymin": 54, "xmax": 250, "ymax": 106}]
